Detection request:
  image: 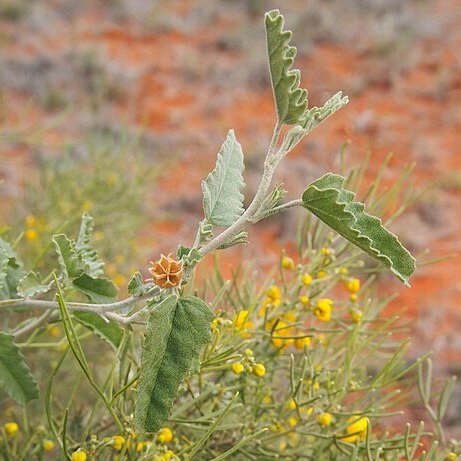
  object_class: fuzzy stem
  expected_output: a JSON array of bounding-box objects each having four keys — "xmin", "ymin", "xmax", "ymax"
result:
[{"xmin": 199, "ymin": 122, "xmax": 282, "ymax": 256}]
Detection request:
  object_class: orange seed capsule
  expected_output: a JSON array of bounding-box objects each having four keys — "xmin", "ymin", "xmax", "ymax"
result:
[{"xmin": 149, "ymin": 254, "xmax": 182, "ymax": 289}]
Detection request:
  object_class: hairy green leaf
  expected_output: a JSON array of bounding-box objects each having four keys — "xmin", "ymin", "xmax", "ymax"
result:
[
  {"xmin": 302, "ymin": 173, "xmax": 416, "ymax": 285},
  {"xmin": 73, "ymin": 311, "xmax": 124, "ymax": 350},
  {"xmin": 301, "ymin": 91, "xmax": 348, "ymax": 133},
  {"xmin": 72, "ymin": 274, "xmax": 118, "ymax": 304},
  {"xmin": 128, "ymin": 272, "xmax": 144, "ymax": 296},
  {"xmin": 0, "ymin": 238, "xmax": 26, "ymax": 299},
  {"xmin": 53, "ymin": 214, "xmax": 106, "ymax": 284},
  {"xmin": 217, "ymin": 231, "xmax": 249, "ymax": 250},
  {"xmin": 134, "ymin": 295, "xmax": 213, "ymax": 432},
  {"xmin": 177, "ymin": 246, "xmax": 203, "ymax": 268},
  {"xmin": 53, "ymin": 234, "xmax": 83, "ymax": 280},
  {"xmin": 17, "ymin": 271, "xmax": 51, "ymax": 298},
  {"xmin": 0, "ymin": 332, "xmax": 39, "ymax": 404},
  {"xmin": 0, "ymin": 248, "xmax": 9, "ymax": 296},
  {"xmin": 202, "ymin": 130, "xmax": 245, "ymax": 227},
  {"xmin": 76, "ymin": 213, "xmax": 104, "ymax": 278},
  {"xmin": 265, "ymin": 9, "xmax": 307, "ymax": 125}
]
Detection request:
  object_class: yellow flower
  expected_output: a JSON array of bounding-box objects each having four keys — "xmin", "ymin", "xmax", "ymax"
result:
[
  {"xmin": 287, "ymin": 416, "xmax": 298, "ymax": 427},
  {"xmin": 446, "ymin": 453, "xmax": 459, "ymax": 461},
  {"xmin": 339, "ymin": 267, "xmax": 348, "ymax": 275},
  {"xmin": 266, "ymin": 285, "xmax": 281, "ymax": 301},
  {"xmin": 349, "ymin": 293, "xmax": 358, "ymax": 302},
  {"xmin": 234, "ymin": 310, "xmax": 253, "ymax": 338},
  {"xmin": 25, "ymin": 215, "xmax": 37, "ymax": 227},
  {"xmin": 81, "ymin": 200, "xmax": 93, "ymax": 212},
  {"xmin": 71, "ymin": 451, "xmax": 87, "ymax": 461},
  {"xmin": 106, "ymin": 172, "xmax": 120, "ymax": 186},
  {"xmin": 234, "ymin": 310, "xmax": 250, "ymax": 329},
  {"xmin": 112, "ymin": 435, "xmax": 125, "ymax": 450},
  {"xmin": 4, "ymin": 422, "xmax": 19, "ymax": 436},
  {"xmin": 286, "ymin": 398, "xmax": 297, "ymax": 410},
  {"xmin": 47, "ymin": 324, "xmax": 61, "ymax": 338},
  {"xmin": 317, "ymin": 270, "xmax": 327, "ymax": 279},
  {"xmin": 253, "ymin": 363, "xmax": 266, "ymax": 377},
  {"xmin": 318, "ymin": 412, "xmax": 332, "ymax": 426},
  {"xmin": 299, "ymin": 295, "xmax": 310, "ymax": 305},
  {"xmin": 244, "ymin": 348, "xmax": 253, "ymax": 356},
  {"xmin": 211, "ymin": 318, "xmax": 220, "ymax": 332},
  {"xmin": 321, "ymin": 247, "xmax": 330, "ymax": 256},
  {"xmin": 279, "ymin": 441, "xmax": 288, "ymax": 451},
  {"xmin": 25, "ymin": 229, "xmax": 38, "ymax": 241},
  {"xmin": 317, "ymin": 333, "xmax": 327, "ymax": 346},
  {"xmin": 263, "ymin": 394, "xmax": 272, "ymax": 405},
  {"xmin": 157, "ymin": 427, "xmax": 173, "ymax": 444},
  {"xmin": 294, "ymin": 336, "xmax": 311, "ymax": 350},
  {"xmin": 346, "ymin": 278, "xmax": 361, "ymax": 294},
  {"xmin": 282, "ymin": 310, "xmax": 296, "ymax": 322},
  {"xmin": 314, "ymin": 298, "xmax": 333, "ymax": 322},
  {"xmin": 232, "ymin": 362, "xmax": 245, "ymax": 375},
  {"xmin": 350, "ymin": 309, "xmax": 363, "ymax": 324},
  {"xmin": 341, "ymin": 416, "xmax": 369, "ymax": 443},
  {"xmin": 282, "ymin": 256, "xmax": 295, "ymax": 270},
  {"xmin": 301, "ymin": 273, "xmax": 312, "ymax": 286},
  {"xmin": 271, "ymin": 321, "xmax": 294, "ymax": 349},
  {"xmin": 42, "ymin": 439, "xmax": 55, "ymax": 451},
  {"xmin": 94, "ymin": 231, "xmax": 105, "ymax": 242},
  {"xmin": 113, "ymin": 274, "xmax": 127, "ymax": 287},
  {"xmin": 136, "ymin": 442, "xmax": 145, "ymax": 452}
]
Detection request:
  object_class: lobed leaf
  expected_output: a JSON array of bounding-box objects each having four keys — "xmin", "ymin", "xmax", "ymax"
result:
[
  {"xmin": 128, "ymin": 272, "xmax": 156, "ymax": 297},
  {"xmin": 73, "ymin": 311, "xmax": 124, "ymax": 350},
  {"xmin": 0, "ymin": 238, "xmax": 26, "ymax": 299},
  {"xmin": 76, "ymin": 213, "xmax": 105, "ymax": 278},
  {"xmin": 52, "ymin": 234, "xmax": 83, "ymax": 281},
  {"xmin": 265, "ymin": 9, "xmax": 308, "ymax": 125},
  {"xmin": 134, "ymin": 295, "xmax": 213, "ymax": 432},
  {"xmin": 302, "ymin": 173, "xmax": 416, "ymax": 285},
  {"xmin": 0, "ymin": 332, "xmax": 39, "ymax": 404},
  {"xmin": 301, "ymin": 91, "xmax": 349, "ymax": 133},
  {"xmin": 72, "ymin": 274, "xmax": 118, "ymax": 304},
  {"xmin": 17, "ymin": 271, "xmax": 51, "ymax": 298},
  {"xmin": 202, "ymin": 130, "xmax": 245, "ymax": 227}
]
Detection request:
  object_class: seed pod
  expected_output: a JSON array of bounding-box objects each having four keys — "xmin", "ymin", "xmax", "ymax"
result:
[{"xmin": 149, "ymin": 254, "xmax": 182, "ymax": 288}]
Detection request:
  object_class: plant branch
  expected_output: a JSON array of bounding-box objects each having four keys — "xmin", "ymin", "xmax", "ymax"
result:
[
  {"xmin": 199, "ymin": 122, "xmax": 282, "ymax": 256},
  {"xmin": 254, "ymin": 198, "xmax": 303, "ymax": 222},
  {"xmin": 0, "ymin": 289, "xmax": 158, "ymax": 314},
  {"xmin": 12, "ymin": 310, "xmax": 55, "ymax": 340}
]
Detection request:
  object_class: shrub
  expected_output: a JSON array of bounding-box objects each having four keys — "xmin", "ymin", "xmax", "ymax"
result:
[{"xmin": 0, "ymin": 9, "xmax": 457, "ymax": 461}]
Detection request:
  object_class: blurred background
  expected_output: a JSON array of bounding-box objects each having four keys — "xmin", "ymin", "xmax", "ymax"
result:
[{"xmin": 0, "ymin": 0, "xmax": 460, "ymax": 391}]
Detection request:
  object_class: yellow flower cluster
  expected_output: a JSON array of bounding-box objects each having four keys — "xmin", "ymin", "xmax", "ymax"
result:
[{"xmin": 231, "ymin": 349, "xmax": 266, "ymax": 377}]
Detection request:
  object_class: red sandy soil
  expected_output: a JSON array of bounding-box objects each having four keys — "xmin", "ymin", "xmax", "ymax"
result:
[{"xmin": 0, "ymin": 0, "xmax": 460, "ymax": 373}]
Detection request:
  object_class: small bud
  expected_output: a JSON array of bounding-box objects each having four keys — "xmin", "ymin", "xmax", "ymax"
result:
[
  {"xmin": 232, "ymin": 362, "xmax": 245, "ymax": 375},
  {"xmin": 253, "ymin": 363, "xmax": 266, "ymax": 377}
]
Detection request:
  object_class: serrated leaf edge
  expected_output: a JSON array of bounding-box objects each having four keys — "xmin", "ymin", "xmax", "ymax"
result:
[{"xmin": 302, "ymin": 173, "xmax": 416, "ymax": 285}]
